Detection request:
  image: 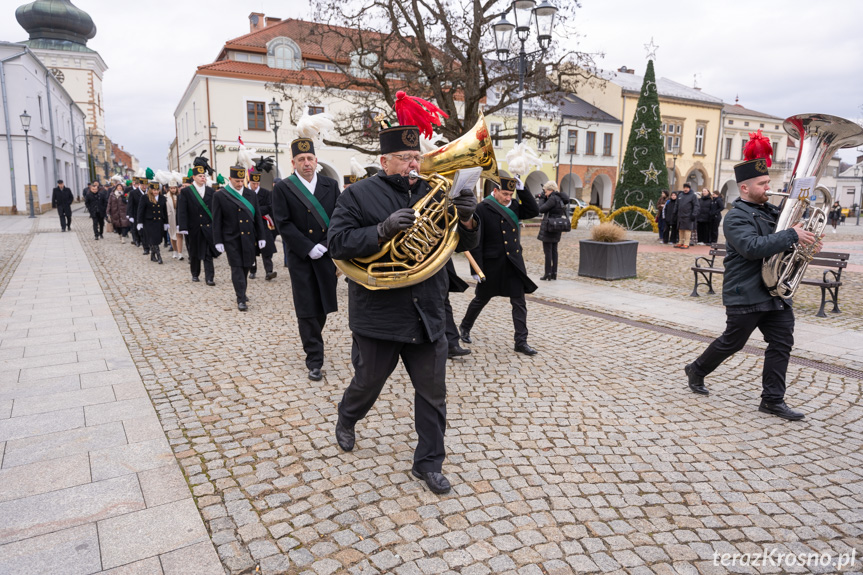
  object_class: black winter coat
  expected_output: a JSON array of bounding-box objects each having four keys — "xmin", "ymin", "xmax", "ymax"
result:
[
  {"xmin": 676, "ymin": 190, "xmax": 699, "ymax": 229},
  {"xmin": 471, "ymin": 188, "xmax": 539, "ymax": 299},
  {"xmin": 126, "ymin": 187, "xmax": 146, "ymax": 223},
  {"xmin": 212, "ymin": 187, "xmax": 267, "ymax": 268},
  {"xmin": 52, "ymin": 186, "xmax": 73, "ymax": 208},
  {"xmin": 697, "ymin": 195, "xmax": 712, "ymax": 223},
  {"xmin": 710, "ymin": 197, "xmax": 724, "ymax": 222},
  {"xmin": 722, "ymin": 199, "xmax": 799, "ymax": 307},
  {"xmin": 328, "ymin": 173, "xmax": 478, "ymax": 343},
  {"xmin": 177, "ymin": 184, "xmax": 219, "ymax": 260},
  {"xmin": 272, "ymin": 175, "xmax": 340, "ymax": 318},
  {"xmin": 136, "ymin": 194, "xmax": 168, "ymax": 245},
  {"xmin": 664, "ymin": 198, "xmax": 678, "ymax": 227},
  {"xmin": 536, "ymin": 191, "xmax": 568, "ymax": 243},
  {"xmin": 84, "ymin": 189, "xmax": 108, "ymax": 219},
  {"xmin": 253, "ymin": 186, "xmax": 277, "ymax": 258}
]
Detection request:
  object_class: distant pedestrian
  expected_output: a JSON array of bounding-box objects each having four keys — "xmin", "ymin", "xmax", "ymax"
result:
[
  {"xmin": 709, "ymin": 191, "xmax": 724, "ymax": 244},
  {"xmin": 84, "ymin": 181, "xmax": 108, "ymax": 240},
  {"xmin": 675, "ymin": 183, "xmax": 699, "ymax": 248},
  {"xmin": 655, "ymin": 190, "xmax": 668, "ymax": 242},
  {"xmin": 106, "ymin": 183, "xmax": 131, "ymax": 242},
  {"xmin": 696, "ymin": 188, "xmax": 712, "ymax": 245},
  {"xmin": 663, "ymin": 192, "xmax": 679, "ymax": 245},
  {"xmin": 828, "ymin": 201, "xmax": 842, "ymax": 233},
  {"xmin": 52, "ymin": 179, "xmax": 73, "ymax": 232},
  {"xmin": 536, "ymin": 181, "xmax": 568, "ymax": 280}
]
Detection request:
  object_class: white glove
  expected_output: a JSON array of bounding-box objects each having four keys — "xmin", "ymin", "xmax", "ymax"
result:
[
  {"xmin": 471, "ymin": 274, "xmax": 481, "ymax": 282},
  {"xmin": 163, "ymin": 224, "xmax": 169, "ymax": 231},
  {"xmin": 137, "ymin": 223, "xmax": 143, "ymax": 230},
  {"xmin": 515, "ymin": 176, "xmax": 524, "ymax": 191},
  {"xmin": 178, "ymin": 230, "xmax": 188, "ymax": 235},
  {"xmin": 308, "ymin": 243, "xmax": 328, "ymax": 260},
  {"xmin": 215, "ymin": 243, "xmax": 225, "ymax": 253},
  {"xmin": 128, "ymin": 217, "xmax": 134, "ymax": 222},
  {"xmin": 258, "ymin": 240, "xmax": 266, "ymax": 249}
]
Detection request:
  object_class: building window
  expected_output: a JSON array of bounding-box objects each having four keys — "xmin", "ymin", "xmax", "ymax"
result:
[
  {"xmin": 38, "ymin": 96, "xmax": 44, "ymax": 126},
  {"xmin": 694, "ymin": 125, "xmax": 705, "ymax": 155},
  {"xmin": 538, "ymin": 127, "xmax": 549, "ymax": 151},
  {"xmin": 566, "ymin": 129, "xmax": 577, "ymax": 154},
  {"xmin": 247, "ymin": 101, "xmax": 266, "ymax": 130},
  {"xmin": 728, "ymin": 120, "xmax": 734, "ymax": 125},
  {"xmin": 585, "ymin": 131, "xmax": 596, "ymax": 155},
  {"xmin": 724, "ymin": 137, "xmax": 732, "ymax": 160},
  {"xmin": 740, "ymin": 140, "xmax": 747, "ymax": 159},
  {"xmin": 744, "ymin": 121, "xmax": 749, "ymax": 127},
  {"xmin": 308, "ymin": 106, "xmax": 324, "ymax": 115},
  {"xmin": 772, "ymin": 141, "xmax": 779, "ymax": 157},
  {"xmin": 491, "ymin": 123, "xmax": 502, "ymax": 148},
  {"xmin": 267, "ymin": 37, "xmax": 301, "ymax": 70},
  {"xmin": 603, "ymin": 133, "xmax": 613, "ymax": 156},
  {"xmin": 662, "ymin": 120, "xmax": 683, "ymax": 152},
  {"xmin": 760, "ymin": 123, "xmax": 764, "ymax": 128}
]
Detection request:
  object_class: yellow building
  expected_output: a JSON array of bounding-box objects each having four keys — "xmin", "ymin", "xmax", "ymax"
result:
[{"xmin": 575, "ymin": 66, "xmax": 724, "ymax": 193}]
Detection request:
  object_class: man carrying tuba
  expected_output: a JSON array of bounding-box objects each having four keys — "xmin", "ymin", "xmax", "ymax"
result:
[
  {"xmin": 327, "ymin": 92, "xmax": 478, "ymax": 494},
  {"xmin": 684, "ymin": 131, "xmax": 819, "ymax": 421}
]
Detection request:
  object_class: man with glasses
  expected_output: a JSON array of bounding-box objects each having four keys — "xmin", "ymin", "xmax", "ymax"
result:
[{"xmin": 328, "ymin": 106, "xmax": 479, "ymax": 495}]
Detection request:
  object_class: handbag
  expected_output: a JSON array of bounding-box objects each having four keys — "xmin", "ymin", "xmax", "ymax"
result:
[
  {"xmin": 546, "ymin": 214, "xmax": 571, "ymax": 233},
  {"xmin": 105, "ymin": 220, "xmax": 114, "ymax": 233}
]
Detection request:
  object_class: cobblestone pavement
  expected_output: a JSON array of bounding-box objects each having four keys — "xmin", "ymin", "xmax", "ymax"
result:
[
  {"xmin": 64, "ymin": 218, "xmax": 863, "ymax": 575},
  {"xmin": 520, "ymin": 226, "xmax": 863, "ymax": 330}
]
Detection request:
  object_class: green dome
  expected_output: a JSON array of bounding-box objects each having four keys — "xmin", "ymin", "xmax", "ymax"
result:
[{"xmin": 16, "ymin": 0, "xmax": 96, "ymax": 48}]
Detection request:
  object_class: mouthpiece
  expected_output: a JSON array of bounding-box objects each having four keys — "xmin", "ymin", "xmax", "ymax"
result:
[{"xmin": 408, "ymin": 170, "xmax": 420, "ymax": 179}]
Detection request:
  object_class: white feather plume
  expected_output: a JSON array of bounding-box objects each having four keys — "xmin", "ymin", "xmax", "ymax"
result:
[
  {"xmin": 169, "ymin": 171, "xmax": 183, "ymax": 187},
  {"xmin": 419, "ymin": 135, "xmax": 437, "ymax": 154},
  {"xmin": 134, "ymin": 167, "xmax": 146, "ymax": 178},
  {"xmin": 154, "ymin": 170, "xmax": 172, "ymax": 186},
  {"xmin": 505, "ymin": 142, "xmax": 543, "ymax": 176},
  {"xmin": 350, "ymin": 157, "xmax": 366, "ymax": 178},
  {"xmin": 296, "ymin": 112, "xmax": 335, "ymax": 141},
  {"xmin": 236, "ymin": 141, "xmax": 256, "ymax": 170},
  {"xmin": 110, "ymin": 174, "xmax": 123, "ymax": 184}
]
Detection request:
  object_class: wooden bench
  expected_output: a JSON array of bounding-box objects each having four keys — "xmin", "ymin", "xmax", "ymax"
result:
[{"xmin": 690, "ymin": 243, "xmax": 850, "ymax": 317}]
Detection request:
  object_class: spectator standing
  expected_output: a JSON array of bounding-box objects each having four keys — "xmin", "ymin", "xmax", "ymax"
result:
[
  {"xmin": 655, "ymin": 190, "xmax": 668, "ymax": 242},
  {"xmin": 675, "ymin": 183, "xmax": 699, "ymax": 249},
  {"xmin": 536, "ymin": 181, "xmax": 568, "ymax": 280},
  {"xmin": 696, "ymin": 188, "xmax": 712, "ymax": 245},
  {"xmin": 709, "ymin": 191, "xmax": 724, "ymax": 244},
  {"xmin": 663, "ymin": 192, "xmax": 679, "ymax": 245},
  {"xmin": 828, "ymin": 201, "xmax": 842, "ymax": 233}
]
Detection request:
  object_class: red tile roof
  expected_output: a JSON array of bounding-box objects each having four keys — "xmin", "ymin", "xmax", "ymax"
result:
[
  {"xmin": 723, "ymin": 103, "xmax": 782, "ymax": 121},
  {"xmin": 196, "ymin": 60, "xmax": 346, "ymax": 85}
]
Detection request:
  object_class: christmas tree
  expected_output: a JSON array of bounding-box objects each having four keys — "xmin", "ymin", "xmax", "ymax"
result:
[{"xmin": 613, "ymin": 59, "xmax": 668, "ymax": 229}]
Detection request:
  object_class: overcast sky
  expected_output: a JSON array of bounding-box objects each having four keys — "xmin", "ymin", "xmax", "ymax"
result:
[{"xmin": 3, "ymin": 0, "xmax": 862, "ymax": 168}]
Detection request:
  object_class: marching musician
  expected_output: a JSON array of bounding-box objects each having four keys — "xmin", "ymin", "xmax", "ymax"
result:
[
  {"xmin": 328, "ymin": 93, "xmax": 478, "ymax": 494},
  {"xmin": 136, "ymin": 180, "xmax": 168, "ymax": 264},
  {"xmin": 126, "ymin": 176, "xmax": 147, "ymax": 252},
  {"xmin": 272, "ymin": 137, "xmax": 339, "ymax": 381},
  {"xmin": 248, "ymin": 164, "xmax": 278, "ymax": 281},
  {"xmin": 459, "ymin": 176, "xmax": 540, "ymax": 356},
  {"xmin": 177, "ymin": 155, "xmax": 219, "ymax": 286},
  {"xmin": 684, "ymin": 131, "xmax": 818, "ymax": 420},
  {"xmin": 212, "ymin": 166, "xmax": 267, "ymax": 311}
]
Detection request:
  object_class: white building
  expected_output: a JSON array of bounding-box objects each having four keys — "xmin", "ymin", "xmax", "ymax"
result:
[
  {"xmin": 0, "ymin": 42, "xmax": 87, "ymax": 214},
  {"xmin": 835, "ymin": 158, "xmax": 863, "ymax": 213}
]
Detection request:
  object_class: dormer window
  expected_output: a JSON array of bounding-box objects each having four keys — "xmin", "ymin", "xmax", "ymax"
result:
[
  {"xmin": 350, "ymin": 51, "xmax": 379, "ymax": 78},
  {"xmin": 267, "ymin": 37, "xmax": 301, "ymax": 71}
]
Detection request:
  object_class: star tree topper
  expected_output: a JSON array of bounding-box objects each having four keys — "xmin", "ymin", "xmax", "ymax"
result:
[
  {"xmin": 640, "ymin": 162, "xmax": 661, "ymax": 185},
  {"xmin": 644, "ymin": 38, "xmax": 659, "ymax": 60}
]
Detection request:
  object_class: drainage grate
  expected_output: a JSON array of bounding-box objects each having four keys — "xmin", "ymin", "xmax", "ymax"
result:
[{"xmin": 529, "ymin": 295, "xmax": 863, "ymax": 381}]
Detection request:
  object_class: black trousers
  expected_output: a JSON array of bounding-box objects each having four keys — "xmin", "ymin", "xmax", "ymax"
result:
[
  {"xmin": 710, "ymin": 219, "xmax": 721, "ymax": 244},
  {"xmin": 298, "ymin": 314, "xmax": 327, "ymax": 369},
  {"xmin": 697, "ymin": 221, "xmax": 711, "ymax": 244},
  {"xmin": 542, "ymin": 242, "xmax": 558, "ymax": 276},
  {"xmin": 691, "ymin": 306, "xmax": 794, "ymax": 403},
  {"xmin": 129, "ymin": 224, "xmax": 140, "ymax": 245},
  {"xmin": 444, "ymin": 295, "xmax": 459, "ymax": 349},
  {"xmin": 339, "ymin": 333, "xmax": 448, "ymax": 472},
  {"xmin": 460, "ymin": 293, "xmax": 528, "ymax": 346},
  {"xmin": 58, "ymin": 205, "xmax": 72, "ymax": 230},
  {"xmin": 116, "ymin": 226, "xmax": 129, "ymax": 238},
  {"xmin": 189, "ymin": 254, "xmax": 214, "ymax": 282},
  {"xmin": 251, "ymin": 255, "xmax": 273, "ymax": 275},
  {"xmin": 230, "ymin": 266, "xmax": 250, "ymax": 303},
  {"xmin": 663, "ymin": 224, "xmax": 679, "ymax": 244},
  {"xmin": 91, "ymin": 217, "xmax": 104, "ymax": 238}
]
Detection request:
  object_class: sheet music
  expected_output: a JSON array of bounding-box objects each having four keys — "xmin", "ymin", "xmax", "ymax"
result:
[
  {"xmin": 790, "ymin": 176, "xmax": 816, "ymax": 200},
  {"xmin": 449, "ymin": 167, "xmax": 483, "ymax": 198}
]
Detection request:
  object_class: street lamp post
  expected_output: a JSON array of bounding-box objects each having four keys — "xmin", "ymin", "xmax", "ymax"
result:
[
  {"xmin": 20, "ymin": 111, "xmax": 35, "ymax": 218},
  {"xmin": 267, "ymin": 99, "xmax": 283, "ymax": 176},
  {"xmin": 855, "ymin": 165, "xmax": 862, "ymax": 226},
  {"xmin": 493, "ymin": 1, "xmax": 558, "ymax": 144},
  {"xmin": 209, "ymin": 122, "xmax": 219, "ymax": 175},
  {"xmin": 670, "ymin": 144, "xmax": 680, "ymax": 190}
]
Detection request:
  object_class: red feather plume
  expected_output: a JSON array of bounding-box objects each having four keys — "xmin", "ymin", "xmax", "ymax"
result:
[
  {"xmin": 393, "ymin": 91, "xmax": 449, "ymax": 139},
  {"xmin": 743, "ymin": 129, "xmax": 773, "ymax": 167}
]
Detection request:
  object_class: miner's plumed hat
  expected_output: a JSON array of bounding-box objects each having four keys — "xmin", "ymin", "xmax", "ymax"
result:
[
  {"xmin": 379, "ymin": 91, "xmax": 448, "ymax": 154},
  {"xmin": 229, "ymin": 166, "xmax": 246, "ymax": 180},
  {"xmin": 734, "ymin": 129, "xmax": 773, "ymax": 183},
  {"xmin": 192, "ymin": 151, "xmax": 214, "ymax": 176},
  {"xmin": 291, "ymin": 138, "xmax": 315, "ymax": 157},
  {"xmin": 249, "ymin": 172, "xmax": 261, "ymax": 182},
  {"xmin": 497, "ymin": 176, "xmax": 518, "ymax": 192}
]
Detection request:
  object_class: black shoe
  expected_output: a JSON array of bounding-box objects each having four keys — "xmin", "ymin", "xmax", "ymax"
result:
[
  {"xmin": 94, "ymin": 236, "xmax": 99, "ymax": 241},
  {"xmin": 157, "ymin": 253, "xmax": 163, "ymax": 264},
  {"xmin": 191, "ymin": 276, "xmax": 200, "ymax": 282},
  {"xmin": 685, "ymin": 363, "xmax": 709, "ymax": 395},
  {"xmin": 265, "ymin": 272, "xmax": 277, "ymax": 281},
  {"xmin": 459, "ymin": 326, "xmax": 472, "ymax": 344},
  {"xmin": 448, "ymin": 345, "xmax": 471, "ymax": 359},
  {"xmin": 551, "ymin": 273, "xmax": 557, "ymax": 280},
  {"xmin": 206, "ymin": 279, "xmax": 215, "ymax": 286},
  {"xmin": 143, "ymin": 250, "xmax": 150, "ymax": 255},
  {"xmin": 514, "ymin": 343, "xmax": 538, "ymax": 356},
  {"xmin": 758, "ymin": 400, "xmax": 805, "ymax": 421},
  {"xmin": 540, "ymin": 274, "xmax": 550, "ymax": 281},
  {"xmin": 411, "ymin": 468, "xmax": 451, "ymax": 494},
  {"xmin": 150, "ymin": 252, "xmax": 156, "ymax": 262},
  {"xmin": 249, "ymin": 272, "xmax": 256, "ymax": 279},
  {"xmin": 309, "ymin": 368, "xmax": 322, "ymax": 381},
  {"xmin": 335, "ymin": 416, "xmax": 355, "ymax": 452},
  {"xmin": 238, "ymin": 302, "xmax": 248, "ymax": 312}
]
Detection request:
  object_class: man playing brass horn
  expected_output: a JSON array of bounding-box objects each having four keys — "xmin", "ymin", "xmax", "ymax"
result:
[
  {"xmin": 327, "ymin": 94, "xmax": 478, "ymax": 494},
  {"xmin": 684, "ymin": 132, "xmax": 818, "ymax": 421}
]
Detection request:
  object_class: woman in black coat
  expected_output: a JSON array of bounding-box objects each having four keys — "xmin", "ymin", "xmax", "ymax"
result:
[
  {"xmin": 663, "ymin": 192, "xmax": 679, "ymax": 245},
  {"xmin": 536, "ymin": 181, "xmax": 568, "ymax": 280},
  {"xmin": 84, "ymin": 181, "xmax": 109, "ymax": 240},
  {"xmin": 136, "ymin": 182, "xmax": 168, "ymax": 263}
]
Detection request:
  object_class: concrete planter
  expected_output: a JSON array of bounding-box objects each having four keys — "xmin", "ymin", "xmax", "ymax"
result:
[{"xmin": 578, "ymin": 240, "xmax": 638, "ymax": 280}]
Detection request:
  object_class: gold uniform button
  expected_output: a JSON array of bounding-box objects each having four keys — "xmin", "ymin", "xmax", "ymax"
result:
[
  {"xmin": 309, "ymin": 229, "xmax": 313, "ymax": 233},
  {"xmin": 504, "ymin": 241, "xmax": 508, "ymax": 244}
]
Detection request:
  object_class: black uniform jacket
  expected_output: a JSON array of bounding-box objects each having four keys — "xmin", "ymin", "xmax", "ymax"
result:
[
  {"xmin": 177, "ymin": 185, "xmax": 219, "ymax": 259},
  {"xmin": 136, "ymin": 194, "xmax": 168, "ymax": 245},
  {"xmin": 253, "ymin": 186, "xmax": 277, "ymax": 258},
  {"xmin": 272, "ymin": 175, "xmax": 340, "ymax": 318},
  {"xmin": 126, "ymin": 187, "xmax": 145, "ymax": 222},
  {"xmin": 470, "ymin": 187, "xmax": 539, "ymax": 299},
  {"xmin": 52, "ymin": 186, "xmax": 73, "ymax": 208},
  {"xmin": 328, "ymin": 173, "xmax": 479, "ymax": 344},
  {"xmin": 84, "ymin": 189, "xmax": 108, "ymax": 219},
  {"xmin": 212, "ymin": 186, "xmax": 267, "ymax": 268}
]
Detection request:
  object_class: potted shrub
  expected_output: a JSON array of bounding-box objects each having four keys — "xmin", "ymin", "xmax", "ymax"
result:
[{"xmin": 578, "ymin": 222, "xmax": 638, "ymax": 280}]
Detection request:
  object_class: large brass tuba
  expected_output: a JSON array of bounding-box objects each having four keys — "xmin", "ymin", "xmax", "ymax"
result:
[
  {"xmin": 334, "ymin": 112, "xmax": 499, "ymax": 290},
  {"xmin": 761, "ymin": 113, "xmax": 863, "ymax": 301}
]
